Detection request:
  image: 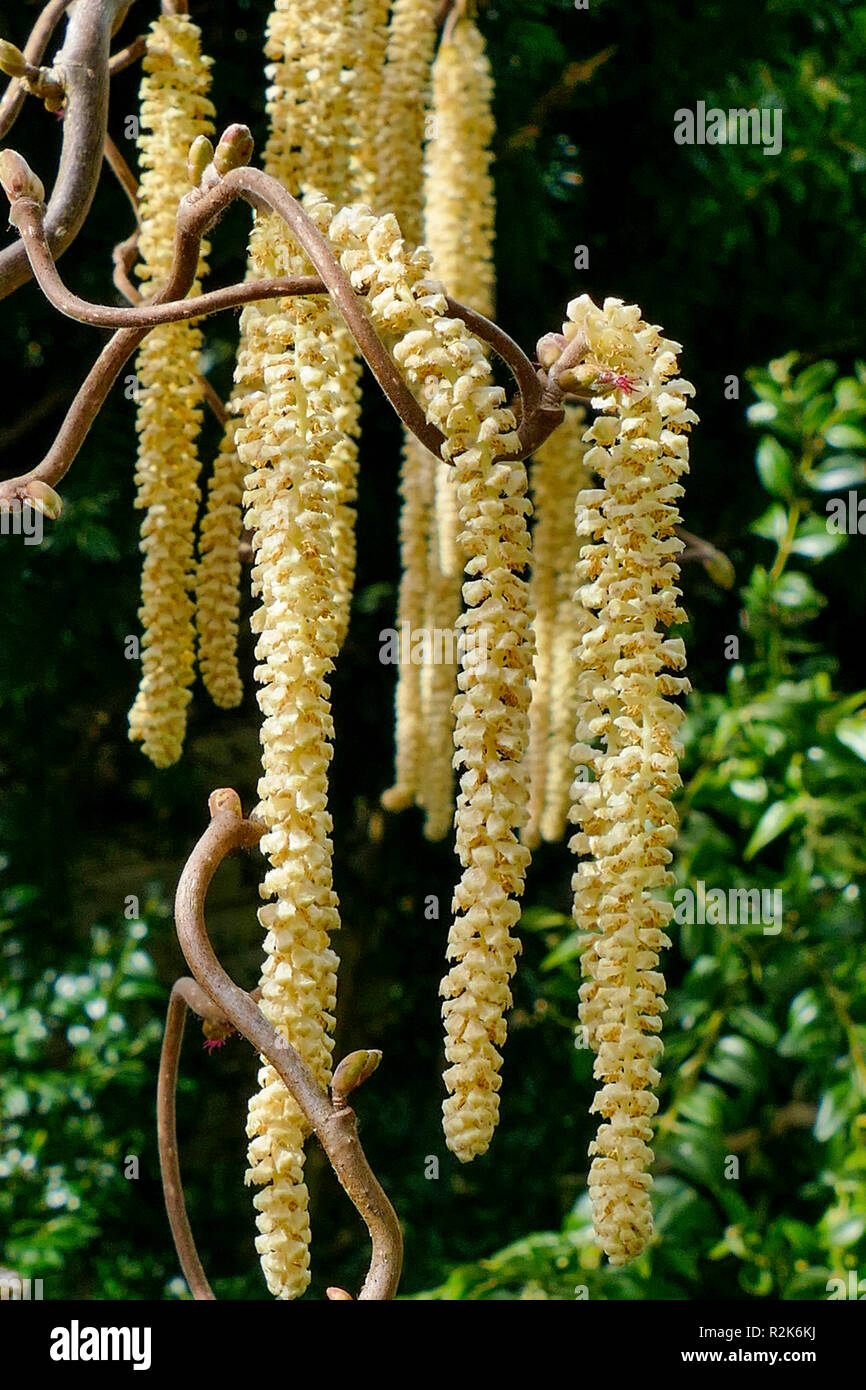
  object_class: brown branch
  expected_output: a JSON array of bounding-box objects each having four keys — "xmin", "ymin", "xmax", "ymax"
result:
[
  {"xmin": 1, "ymin": 160, "xmax": 561, "ymax": 504},
  {"xmin": 0, "ymin": 0, "xmax": 132, "ymax": 300},
  {"xmin": 0, "ymin": 0, "xmax": 71, "ymax": 140},
  {"xmin": 173, "ymin": 790, "xmax": 403, "ymax": 1301},
  {"xmin": 108, "ymin": 33, "xmax": 145, "ymax": 75},
  {"xmin": 157, "ymin": 981, "xmax": 219, "ymax": 1301}
]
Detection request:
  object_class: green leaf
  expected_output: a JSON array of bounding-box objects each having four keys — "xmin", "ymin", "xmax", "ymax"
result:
[
  {"xmin": 755, "ymin": 435, "xmax": 798, "ymax": 499},
  {"xmin": 793, "ymin": 361, "xmax": 837, "ymax": 397},
  {"xmin": 814, "ymin": 1082, "xmax": 857, "ymax": 1142},
  {"xmin": 836, "ymin": 717, "xmax": 866, "ymax": 762},
  {"xmin": 804, "ymin": 454, "xmax": 866, "ymax": 490},
  {"xmin": 744, "ymin": 799, "xmax": 800, "ymax": 859},
  {"xmin": 824, "ymin": 423, "xmax": 866, "ymax": 449}
]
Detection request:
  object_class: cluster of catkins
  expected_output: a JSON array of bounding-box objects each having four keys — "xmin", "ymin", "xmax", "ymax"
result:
[{"xmin": 129, "ymin": 1, "xmax": 695, "ymax": 1294}]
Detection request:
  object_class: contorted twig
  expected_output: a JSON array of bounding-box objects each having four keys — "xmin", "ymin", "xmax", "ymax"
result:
[
  {"xmin": 170, "ymin": 789, "xmax": 403, "ymax": 1301},
  {"xmin": 0, "ymin": 0, "xmax": 72, "ymax": 140},
  {"xmin": 0, "ymin": 0, "xmax": 132, "ymax": 300},
  {"xmin": 0, "ymin": 156, "xmax": 569, "ymax": 510}
]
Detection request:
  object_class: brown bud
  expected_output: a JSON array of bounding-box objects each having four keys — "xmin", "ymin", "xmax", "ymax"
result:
[
  {"xmin": 212, "ymin": 124, "xmax": 254, "ymax": 177},
  {"xmin": 208, "ymin": 788, "xmax": 243, "ymax": 819},
  {"xmin": 0, "ymin": 150, "xmax": 45, "ymax": 205}
]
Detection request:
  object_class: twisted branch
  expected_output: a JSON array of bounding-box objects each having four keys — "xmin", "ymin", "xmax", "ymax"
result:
[
  {"xmin": 0, "ymin": 0, "xmax": 72, "ymax": 140},
  {"xmin": 0, "ymin": 0, "xmax": 133, "ymax": 300},
  {"xmin": 171, "ymin": 790, "xmax": 403, "ymax": 1301},
  {"xmin": 1, "ymin": 160, "xmax": 566, "ymax": 508}
]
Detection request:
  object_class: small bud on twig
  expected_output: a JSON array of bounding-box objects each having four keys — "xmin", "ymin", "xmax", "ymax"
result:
[
  {"xmin": 25, "ymin": 481, "xmax": 62, "ymax": 519},
  {"xmin": 187, "ymin": 135, "xmax": 214, "ymax": 188},
  {"xmin": 535, "ymin": 332, "xmax": 568, "ymax": 370},
  {"xmin": 208, "ymin": 788, "xmax": 243, "ymax": 820},
  {"xmin": 326, "ymin": 1287, "xmax": 354, "ymax": 1300},
  {"xmin": 212, "ymin": 124, "xmax": 254, "ymax": 177},
  {"xmin": 0, "ymin": 150, "xmax": 46, "ymax": 206},
  {"xmin": 0, "ymin": 38, "xmax": 28, "ymax": 79},
  {"xmin": 332, "ymin": 1049, "xmax": 382, "ymax": 1103}
]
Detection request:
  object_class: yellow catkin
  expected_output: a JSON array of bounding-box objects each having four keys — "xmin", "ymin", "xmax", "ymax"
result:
[
  {"xmin": 262, "ymin": 0, "xmax": 361, "ymax": 649},
  {"xmin": 523, "ymin": 404, "xmax": 592, "ymax": 847},
  {"xmin": 236, "ymin": 215, "xmax": 343, "ymax": 1301},
  {"xmin": 348, "ymin": 0, "xmax": 390, "ymax": 203},
  {"xmin": 417, "ymin": 14, "xmax": 498, "ymax": 841},
  {"xmin": 563, "ymin": 294, "xmax": 695, "ymax": 1266},
  {"xmin": 237, "ymin": 2, "xmax": 359, "ymax": 1300},
  {"xmin": 325, "ymin": 202, "xmax": 534, "ymax": 1164},
  {"xmin": 376, "ymin": 0, "xmax": 440, "ymax": 813},
  {"xmin": 128, "ymin": 15, "xmax": 214, "ymax": 767},
  {"xmin": 376, "ymin": 0, "xmax": 440, "ymax": 246},
  {"xmin": 196, "ymin": 420, "xmax": 245, "ymax": 708}
]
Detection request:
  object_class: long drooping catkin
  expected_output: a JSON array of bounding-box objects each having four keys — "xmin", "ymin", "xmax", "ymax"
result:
[
  {"xmin": 376, "ymin": 0, "xmax": 440, "ymax": 246},
  {"xmin": 128, "ymin": 14, "xmax": 214, "ymax": 767},
  {"xmin": 236, "ymin": 216, "xmax": 343, "ymax": 1302},
  {"xmin": 523, "ymin": 404, "xmax": 591, "ymax": 847},
  {"xmin": 196, "ymin": 419, "xmax": 245, "ymax": 709},
  {"xmin": 238, "ymin": 1, "xmax": 359, "ymax": 1301},
  {"xmin": 348, "ymin": 0, "xmax": 390, "ymax": 203},
  {"xmin": 563, "ymin": 294, "xmax": 695, "ymax": 1266},
  {"xmin": 327, "ymin": 203, "xmax": 534, "ymax": 1164},
  {"xmin": 417, "ymin": 14, "xmax": 498, "ymax": 841}
]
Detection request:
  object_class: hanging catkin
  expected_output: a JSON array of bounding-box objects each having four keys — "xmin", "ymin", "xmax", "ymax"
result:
[
  {"xmin": 128, "ymin": 14, "xmax": 214, "ymax": 766},
  {"xmin": 348, "ymin": 0, "xmax": 390, "ymax": 203},
  {"xmin": 563, "ymin": 294, "xmax": 695, "ymax": 1266},
  {"xmin": 326, "ymin": 203, "xmax": 534, "ymax": 1164},
  {"xmin": 196, "ymin": 419, "xmax": 245, "ymax": 709},
  {"xmin": 418, "ymin": 13, "xmax": 498, "ymax": 842},
  {"xmin": 236, "ymin": 213, "xmax": 342, "ymax": 1302},
  {"xmin": 376, "ymin": 0, "xmax": 440, "ymax": 245},
  {"xmin": 237, "ymin": 1, "xmax": 359, "ymax": 1300},
  {"xmin": 377, "ymin": 0, "xmax": 441, "ymax": 813},
  {"xmin": 523, "ymin": 404, "xmax": 592, "ymax": 847}
]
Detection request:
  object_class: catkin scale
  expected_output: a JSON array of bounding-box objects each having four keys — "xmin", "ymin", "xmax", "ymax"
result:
[
  {"xmin": 128, "ymin": 15, "xmax": 214, "ymax": 767},
  {"xmin": 564, "ymin": 294, "xmax": 695, "ymax": 1265}
]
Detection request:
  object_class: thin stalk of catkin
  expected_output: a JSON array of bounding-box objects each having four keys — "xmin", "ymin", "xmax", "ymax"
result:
[
  {"xmin": 326, "ymin": 203, "xmax": 534, "ymax": 1164},
  {"xmin": 564, "ymin": 294, "xmax": 695, "ymax": 1266},
  {"xmin": 523, "ymin": 404, "xmax": 591, "ymax": 847},
  {"xmin": 416, "ymin": 14, "xmax": 498, "ymax": 841},
  {"xmin": 128, "ymin": 14, "xmax": 214, "ymax": 767}
]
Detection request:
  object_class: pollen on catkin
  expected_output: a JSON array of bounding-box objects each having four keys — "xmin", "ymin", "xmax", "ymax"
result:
[
  {"xmin": 523, "ymin": 404, "xmax": 592, "ymax": 848},
  {"xmin": 563, "ymin": 294, "xmax": 695, "ymax": 1266},
  {"xmin": 128, "ymin": 14, "xmax": 214, "ymax": 768},
  {"xmin": 326, "ymin": 203, "xmax": 534, "ymax": 1163}
]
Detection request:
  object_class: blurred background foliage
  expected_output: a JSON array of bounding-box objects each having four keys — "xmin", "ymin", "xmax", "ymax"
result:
[{"xmin": 0, "ymin": 0, "xmax": 864, "ymax": 1299}]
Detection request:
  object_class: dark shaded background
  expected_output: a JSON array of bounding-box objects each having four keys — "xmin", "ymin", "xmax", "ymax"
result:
[{"xmin": 0, "ymin": 0, "xmax": 864, "ymax": 1298}]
